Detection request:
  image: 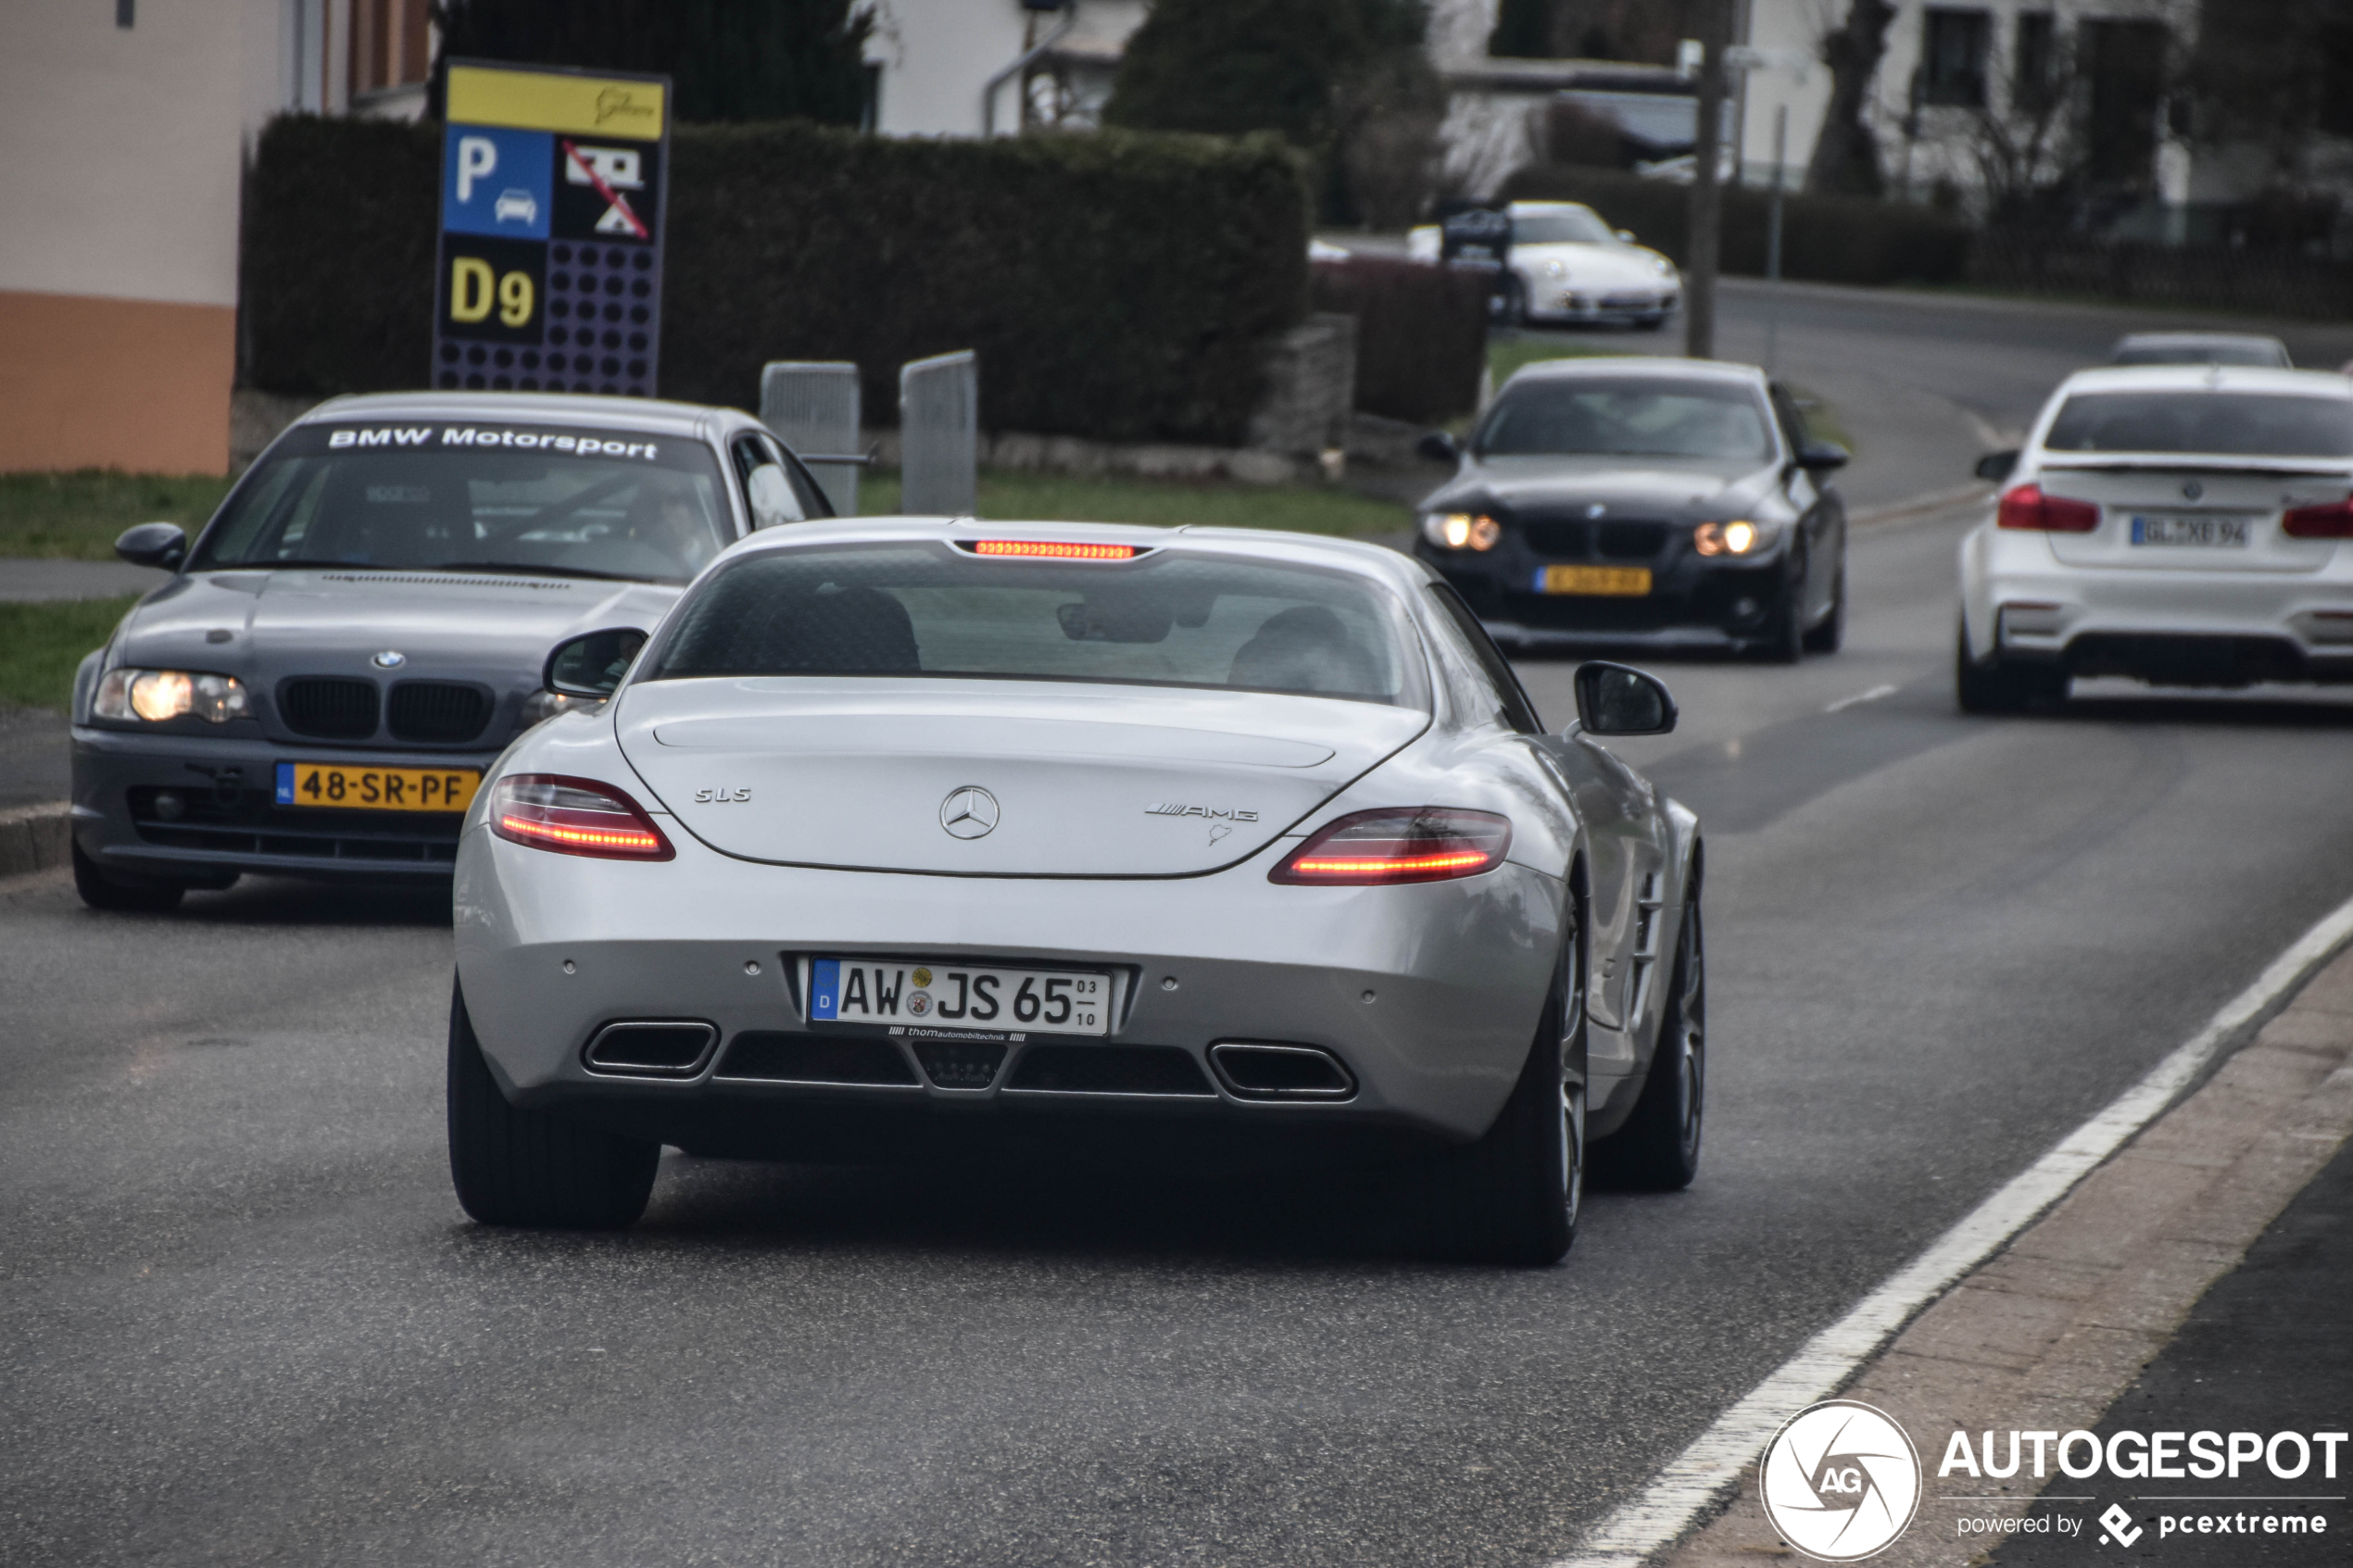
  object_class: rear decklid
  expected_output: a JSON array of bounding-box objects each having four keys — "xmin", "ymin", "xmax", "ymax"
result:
[
  {"xmin": 615, "ymin": 677, "xmax": 1428, "ymax": 876},
  {"xmin": 2035, "ymin": 458, "xmax": 2350, "ymax": 572}
]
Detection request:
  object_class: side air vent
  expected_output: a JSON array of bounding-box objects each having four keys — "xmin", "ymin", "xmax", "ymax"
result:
[
  {"xmin": 388, "ymin": 681, "xmax": 494, "ymax": 745},
  {"xmin": 1006, "ymin": 1044, "xmax": 1216, "ymax": 1097},
  {"xmin": 583, "ymin": 1021, "xmax": 718, "ymax": 1077},
  {"xmin": 278, "ymin": 677, "xmax": 380, "ymax": 739},
  {"xmin": 713, "ymin": 1032, "xmax": 919, "ymax": 1086},
  {"xmin": 1209, "ymin": 1042, "xmax": 1358, "ymax": 1101}
]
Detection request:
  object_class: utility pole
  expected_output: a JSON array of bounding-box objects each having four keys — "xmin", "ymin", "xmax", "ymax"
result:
[
  {"xmin": 1683, "ymin": 0, "xmax": 1734, "ymax": 360},
  {"xmin": 1764, "ymin": 103, "xmax": 1787, "ymax": 378}
]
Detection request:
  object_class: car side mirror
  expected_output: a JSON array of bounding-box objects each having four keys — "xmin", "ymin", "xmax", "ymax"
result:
[
  {"xmin": 745, "ymin": 463, "xmax": 797, "ymax": 530},
  {"xmin": 543, "ymin": 627, "xmax": 648, "ymax": 699},
  {"xmin": 1574, "ymin": 660, "xmax": 1677, "ymax": 736},
  {"xmin": 115, "ymin": 521, "xmax": 186, "ymax": 570},
  {"xmin": 1795, "ymin": 440, "xmax": 1849, "ymax": 472},
  {"xmin": 1974, "ymin": 449, "xmax": 2019, "ymax": 482},
  {"xmin": 1417, "ymin": 430, "xmax": 1461, "ymax": 463}
]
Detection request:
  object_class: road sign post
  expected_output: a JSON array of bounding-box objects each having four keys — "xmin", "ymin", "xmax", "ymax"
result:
[{"xmin": 434, "ymin": 61, "xmax": 672, "ymax": 397}]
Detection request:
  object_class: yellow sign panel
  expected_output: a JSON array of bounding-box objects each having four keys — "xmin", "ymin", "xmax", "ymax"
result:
[{"xmin": 446, "ymin": 64, "xmax": 666, "ymax": 140}]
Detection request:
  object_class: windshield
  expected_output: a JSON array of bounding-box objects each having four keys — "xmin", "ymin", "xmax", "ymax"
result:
[
  {"xmin": 1476, "ymin": 377, "xmax": 1774, "ymax": 460},
  {"xmin": 190, "ymin": 420, "xmax": 732, "ymax": 583},
  {"xmin": 646, "ymin": 543, "xmax": 1428, "ymax": 708},
  {"xmin": 2044, "ymin": 393, "xmax": 2353, "ymax": 458},
  {"xmin": 1513, "ymin": 208, "xmax": 1616, "ymax": 245}
]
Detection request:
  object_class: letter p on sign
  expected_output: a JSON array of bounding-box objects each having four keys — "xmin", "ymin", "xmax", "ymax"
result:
[{"xmin": 457, "ymin": 136, "xmax": 497, "ymax": 203}]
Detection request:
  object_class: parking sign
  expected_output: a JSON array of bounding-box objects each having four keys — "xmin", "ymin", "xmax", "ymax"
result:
[{"xmin": 433, "ymin": 61, "xmax": 671, "ymax": 397}]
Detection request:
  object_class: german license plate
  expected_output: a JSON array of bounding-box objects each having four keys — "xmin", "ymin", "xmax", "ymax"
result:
[
  {"xmin": 809, "ymin": 958, "xmax": 1111, "ymax": 1037},
  {"xmin": 273, "ymin": 761, "xmax": 481, "ymax": 813},
  {"xmin": 1535, "ymin": 565, "xmax": 1652, "ymax": 596},
  {"xmin": 2130, "ymin": 513, "xmax": 2252, "ymax": 547}
]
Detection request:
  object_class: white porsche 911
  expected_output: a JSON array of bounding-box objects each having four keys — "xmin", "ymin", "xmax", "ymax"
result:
[
  {"xmin": 447, "ymin": 521, "xmax": 1706, "ymax": 1264},
  {"xmin": 1959, "ymin": 365, "xmax": 2353, "ymax": 710}
]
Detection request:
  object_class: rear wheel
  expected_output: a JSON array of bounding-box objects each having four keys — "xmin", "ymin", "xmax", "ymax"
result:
[
  {"xmin": 1955, "ymin": 621, "xmax": 2063, "ymax": 713},
  {"xmin": 71, "ymin": 839, "xmax": 183, "ymax": 913},
  {"xmin": 1418, "ymin": 918, "xmax": 1583, "ymax": 1266},
  {"xmin": 447, "ymin": 981, "xmax": 660, "ymax": 1229},
  {"xmin": 1593, "ymin": 885, "xmax": 1705, "ymax": 1190},
  {"xmin": 1802, "ymin": 559, "xmax": 1846, "ymax": 653}
]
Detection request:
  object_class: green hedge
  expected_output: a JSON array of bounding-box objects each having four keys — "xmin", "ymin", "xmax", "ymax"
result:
[
  {"xmin": 1499, "ymin": 164, "xmax": 1971, "ymax": 287},
  {"xmin": 1309, "ymin": 255, "xmax": 1486, "ymax": 423},
  {"xmin": 241, "ymin": 117, "xmax": 1310, "ymax": 445}
]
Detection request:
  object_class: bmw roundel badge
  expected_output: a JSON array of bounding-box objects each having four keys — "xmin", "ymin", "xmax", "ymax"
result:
[{"xmin": 371, "ymin": 650, "xmax": 407, "ymax": 669}]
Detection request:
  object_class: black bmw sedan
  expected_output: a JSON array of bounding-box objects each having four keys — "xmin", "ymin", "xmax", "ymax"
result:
[{"xmin": 1413, "ymin": 358, "xmax": 1850, "ymax": 661}]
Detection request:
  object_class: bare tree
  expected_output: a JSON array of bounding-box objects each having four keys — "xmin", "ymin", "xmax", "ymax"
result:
[
  {"xmin": 1806, "ymin": 0, "xmax": 1894, "ymax": 197},
  {"xmin": 1959, "ymin": 26, "xmax": 2082, "ymax": 227}
]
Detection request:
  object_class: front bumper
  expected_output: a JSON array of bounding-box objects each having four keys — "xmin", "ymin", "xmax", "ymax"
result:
[
  {"xmin": 1418, "ymin": 539, "xmax": 1796, "ymax": 654},
  {"xmin": 452, "ymin": 817, "xmax": 1566, "ymax": 1148},
  {"xmin": 1530, "ymin": 286, "xmax": 1679, "ymax": 324},
  {"xmin": 1960, "ymin": 526, "xmax": 2353, "ymax": 685},
  {"xmin": 70, "ymin": 726, "xmax": 501, "ymax": 881}
]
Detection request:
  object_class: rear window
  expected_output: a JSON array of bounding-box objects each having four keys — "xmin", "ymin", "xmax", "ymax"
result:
[
  {"xmin": 2043, "ymin": 392, "xmax": 2353, "ymax": 458},
  {"xmin": 646, "ymin": 542, "xmax": 1428, "ymax": 708},
  {"xmin": 190, "ymin": 420, "xmax": 731, "ymax": 583}
]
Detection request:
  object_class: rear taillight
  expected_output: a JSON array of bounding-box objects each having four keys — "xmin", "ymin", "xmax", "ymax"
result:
[
  {"xmin": 1996, "ymin": 484, "xmax": 2099, "ymax": 533},
  {"xmin": 1270, "ymin": 808, "xmax": 1512, "ymax": 885},
  {"xmin": 2284, "ymin": 498, "xmax": 2353, "ymax": 538},
  {"xmin": 490, "ymin": 774, "xmax": 674, "ymax": 860}
]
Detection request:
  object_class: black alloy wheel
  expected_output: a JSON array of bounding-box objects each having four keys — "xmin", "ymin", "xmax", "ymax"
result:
[
  {"xmin": 70, "ymin": 839, "xmax": 184, "ymax": 913},
  {"xmin": 1803, "ymin": 558, "xmax": 1847, "ymax": 653},
  {"xmin": 447, "ymin": 980, "xmax": 661, "ymax": 1229},
  {"xmin": 1592, "ymin": 883, "xmax": 1705, "ymax": 1190},
  {"xmin": 1953, "ymin": 619, "xmax": 2065, "ymax": 714},
  {"xmin": 1418, "ymin": 900, "xmax": 1583, "ymax": 1265}
]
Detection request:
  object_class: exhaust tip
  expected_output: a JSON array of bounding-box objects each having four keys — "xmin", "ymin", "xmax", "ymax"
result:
[
  {"xmin": 584, "ymin": 1020, "xmax": 719, "ymax": 1077},
  {"xmin": 1209, "ymin": 1042, "xmax": 1357, "ymax": 1101}
]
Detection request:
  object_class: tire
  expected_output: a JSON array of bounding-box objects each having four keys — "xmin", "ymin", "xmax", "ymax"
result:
[
  {"xmin": 1493, "ymin": 274, "xmax": 1529, "ymax": 328},
  {"xmin": 1417, "ymin": 915, "xmax": 1584, "ymax": 1266},
  {"xmin": 447, "ymin": 980, "xmax": 660, "ymax": 1229},
  {"xmin": 1954, "ymin": 620, "xmax": 2062, "ymax": 714},
  {"xmin": 1802, "ymin": 558, "xmax": 1846, "ymax": 653},
  {"xmin": 1755, "ymin": 552, "xmax": 1806, "ymax": 664},
  {"xmin": 71, "ymin": 839, "xmax": 183, "ymax": 913},
  {"xmin": 1592, "ymin": 883, "xmax": 1705, "ymax": 1190}
]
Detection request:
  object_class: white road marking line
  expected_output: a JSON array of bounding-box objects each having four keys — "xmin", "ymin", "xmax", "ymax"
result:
[
  {"xmin": 1824, "ymin": 684, "xmax": 1899, "ymax": 713},
  {"xmin": 1548, "ymin": 890, "xmax": 2353, "ymax": 1568}
]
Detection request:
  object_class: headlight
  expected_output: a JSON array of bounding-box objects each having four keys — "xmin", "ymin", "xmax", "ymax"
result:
[
  {"xmin": 1647, "ymin": 253, "xmax": 1677, "ymax": 277},
  {"xmin": 1693, "ymin": 520, "xmax": 1772, "ymax": 557},
  {"xmin": 520, "ymin": 689, "xmax": 604, "ymax": 727},
  {"xmin": 1421, "ymin": 512, "xmax": 1501, "ymax": 551},
  {"xmin": 94, "ymin": 668, "xmax": 250, "ymax": 723},
  {"xmin": 1544, "ymin": 259, "xmax": 1568, "ymax": 278}
]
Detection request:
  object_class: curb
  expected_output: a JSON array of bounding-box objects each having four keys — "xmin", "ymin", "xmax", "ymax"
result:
[{"xmin": 0, "ymin": 801, "xmax": 69, "ymax": 880}]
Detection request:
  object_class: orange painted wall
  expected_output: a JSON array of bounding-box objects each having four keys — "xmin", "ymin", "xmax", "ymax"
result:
[{"xmin": 0, "ymin": 290, "xmax": 233, "ymax": 475}]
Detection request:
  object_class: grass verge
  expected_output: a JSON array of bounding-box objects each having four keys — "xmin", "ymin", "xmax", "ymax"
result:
[
  {"xmin": 858, "ymin": 467, "xmax": 1408, "ymax": 535},
  {"xmin": 0, "ymin": 596, "xmax": 133, "ymax": 710},
  {"xmin": 1, "ymin": 471, "xmax": 233, "ymax": 561}
]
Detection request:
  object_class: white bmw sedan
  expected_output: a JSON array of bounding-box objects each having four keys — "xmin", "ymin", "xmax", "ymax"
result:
[
  {"xmin": 447, "ymin": 521, "xmax": 1706, "ymax": 1264},
  {"xmin": 1958, "ymin": 365, "xmax": 2353, "ymax": 710}
]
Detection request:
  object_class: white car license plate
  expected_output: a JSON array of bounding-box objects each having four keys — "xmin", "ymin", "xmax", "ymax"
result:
[
  {"xmin": 809, "ymin": 958, "xmax": 1111, "ymax": 1036},
  {"xmin": 2130, "ymin": 513, "xmax": 2252, "ymax": 547}
]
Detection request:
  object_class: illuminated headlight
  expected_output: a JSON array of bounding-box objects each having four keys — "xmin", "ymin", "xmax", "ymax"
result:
[
  {"xmin": 1693, "ymin": 520, "xmax": 1771, "ymax": 557},
  {"xmin": 94, "ymin": 668, "xmax": 250, "ymax": 723},
  {"xmin": 1422, "ymin": 512, "xmax": 1501, "ymax": 551},
  {"xmin": 520, "ymin": 688, "xmax": 604, "ymax": 727}
]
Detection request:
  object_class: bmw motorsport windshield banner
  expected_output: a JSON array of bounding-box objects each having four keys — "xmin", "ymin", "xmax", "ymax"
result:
[{"xmin": 433, "ymin": 61, "xmax": 671, "ymax": 398}]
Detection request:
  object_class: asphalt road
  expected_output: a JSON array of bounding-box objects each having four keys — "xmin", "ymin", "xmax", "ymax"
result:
[{"xmin": 13, "ymin": 296, "xmax": 2353, "ymax": 1565}]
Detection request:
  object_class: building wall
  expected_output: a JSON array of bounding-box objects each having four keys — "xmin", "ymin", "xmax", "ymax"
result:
[{"xmin": 865, "ymin": 0, "xmax": 1146, "ymax": 138}]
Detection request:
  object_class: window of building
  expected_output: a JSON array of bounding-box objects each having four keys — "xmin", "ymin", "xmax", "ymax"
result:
[
  {"xmin": 2014, "ymin": 12, "xmax": 2060, "ymax": 113},
  {"xmin": 350, "ymin": 0, "xmax": 432, "ymax": 99},
  {"xmin": 1922, "ymin": 7, "xmax": 1993, "ymax": 108}
]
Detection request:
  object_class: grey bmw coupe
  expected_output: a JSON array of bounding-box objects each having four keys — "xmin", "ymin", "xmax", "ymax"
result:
[
  {"xmin": 69, "ymin": 391, "xmax": 831, "ymax": 911},
  {"xmin": 1415, "ymin": 357, "xmax": 1850, "ymax": 660},
  {"xmin": 447, "ymin": 519, "xmax": 1705, "ymax": 1264}
]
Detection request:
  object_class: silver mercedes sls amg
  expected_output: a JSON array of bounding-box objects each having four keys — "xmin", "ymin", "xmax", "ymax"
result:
[{"xmin": 448, "ymin": 520, "xmax": 1705, "ymax": 1264}]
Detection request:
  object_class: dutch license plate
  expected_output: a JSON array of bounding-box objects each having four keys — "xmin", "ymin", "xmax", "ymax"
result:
[
  {"xmin": 2130, "ymin": 513, "xmax": 2252, "ymax": 547},
  {"xmin": 809, "ymin": 958, "xmax": 1111, "ymax": 1037},
  {"xmin": 274, "ymin": 761, "xmax": 481, "ymax": 813},
  {"xmin": 1536, "ymin": 565, "xmax": 1652, "ymax": 596}
]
